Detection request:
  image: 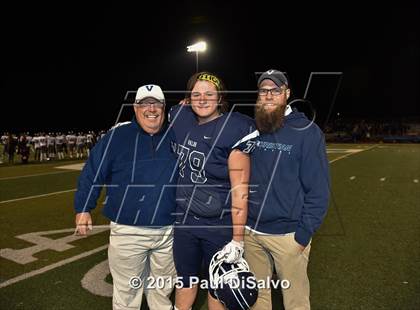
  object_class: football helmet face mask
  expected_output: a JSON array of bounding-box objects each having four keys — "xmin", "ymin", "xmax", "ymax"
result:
[{"xmin": 209, "ymin": 251, "xmax": 258, "ymax": 310}]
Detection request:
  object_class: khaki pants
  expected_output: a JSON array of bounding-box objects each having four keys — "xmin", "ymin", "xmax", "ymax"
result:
[
  {"xmin": 244, "ymin": 230, "xmax": 311, "ymax": 310},
  {"xmin": 108, "ymin": 222, "xmax": 176, "ymax": 310}
]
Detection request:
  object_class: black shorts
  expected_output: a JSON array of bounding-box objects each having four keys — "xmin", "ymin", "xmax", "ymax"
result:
[{"xmin": 173, "ymin": 214, "xmax": 232, "ymax": 289}]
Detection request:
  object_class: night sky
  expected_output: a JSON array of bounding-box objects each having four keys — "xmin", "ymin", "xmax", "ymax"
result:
[{"xmin": 2, "ymin": 2, "xmax": 419, "ymax": 132}]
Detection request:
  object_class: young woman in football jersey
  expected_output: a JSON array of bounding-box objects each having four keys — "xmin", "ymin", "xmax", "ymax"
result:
[{"xmin": 169, "ymin": 72, "xmax": 256, "ymax": 310}]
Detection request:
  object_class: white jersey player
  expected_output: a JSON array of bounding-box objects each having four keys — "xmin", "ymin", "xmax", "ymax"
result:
[
  {"xmin": 55, "ymin": 133, "xmax": 65, "ymax": 160},
  {"xmin": 1, "ymin": 133, "xmax": 8, "ymax": 163},
  {"xmin": 38, "ymin": 134, "xmax": 47, "ymax": 162},
  {"xmin": 86, "ymin": 132, "xmax": 95, "ymax": 157},
  {"xmin": 66, "ymin": 132, "xmax": 76, "ymax": 158},
  {"xmin": 26, "ymin": 133, "xmax": 33, "ymax": 149},
  {"xmin": 76, "ymin": 133, "xmax": 86, "ymax": 159},
  {"xmin": 32, "ymin": 134, "xmax": 40, "ymax": 161},
  {"xmin": 47, "ymin": 134, "xmax": 56, "ymax": 159}
]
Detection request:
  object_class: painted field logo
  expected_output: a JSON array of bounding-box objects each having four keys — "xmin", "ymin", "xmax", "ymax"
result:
[
  {"xmin": 0, "ymin": 226, "xmax": 110, "ymax": 293},
  {"xmin": 0, "ymin": 226, "xmax": 109, "ymax": 264}
]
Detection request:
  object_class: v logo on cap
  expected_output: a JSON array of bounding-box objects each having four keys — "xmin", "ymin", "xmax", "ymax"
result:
[{"xmin": 146, "ymin": 85, "xmax": 154, "ymax": 91}]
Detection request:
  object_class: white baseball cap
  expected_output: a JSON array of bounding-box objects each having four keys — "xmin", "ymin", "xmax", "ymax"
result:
[{"xmin": 135, "ymin": 84, "xmax": 165, "ymax": 102}]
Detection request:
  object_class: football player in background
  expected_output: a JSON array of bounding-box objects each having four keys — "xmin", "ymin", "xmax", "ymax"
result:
[
  {"xmin": 76, "ymin": 132, "xmax": 86, "ymax": 159},
  {"xmin": 1, "ymin": 132, "xmax": 8, "ymax": 163},
  {"xmin": 55, "ymin": 132, "xmax": 65, "ymax": 160},
  {"xmin": 33, "ymin": 133, "xmax": 41, "ymax": 161},
  {"xmin": 66, "ymin": 131, "xmax": 76, "ymax": 158},
  {"xmin": 38, "ymin": 132, "xmax": 47, "ymax": 162},
  {"xmin": 25, "ymin": 132, "xmax": 33, "ymax": 153},
  {"xmin": 18, "ymin": 134, "xmax": 30, "ymax": 164},
  {"xmin": 86, "ymin": 131, "xmax": 95, "ymax": 157},
  {"xmin": 47, "ymin": 133, "xmax": 56, "ymax": 160},
  {"xmin": 7, "ymin": 133, "xmax": 18, "ymax": 164}
]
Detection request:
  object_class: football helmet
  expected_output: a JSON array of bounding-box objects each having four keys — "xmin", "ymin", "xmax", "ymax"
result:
[{"xmin": 209, "ymin": 251, "xmax": 258, "ymax": 310}]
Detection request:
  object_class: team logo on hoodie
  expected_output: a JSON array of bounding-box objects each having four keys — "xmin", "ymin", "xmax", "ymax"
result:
[{"xmin": 255, "ymin": 141, "xmax": 293, "ymax": 154}]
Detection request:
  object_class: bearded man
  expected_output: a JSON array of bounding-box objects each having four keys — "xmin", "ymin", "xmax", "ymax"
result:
[{"xmin": 244, "ymin": 69, "xmax": 331, "ymax": 310}]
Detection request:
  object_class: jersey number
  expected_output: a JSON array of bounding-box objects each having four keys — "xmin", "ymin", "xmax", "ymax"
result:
[{"xmin": 177, "ymin": 145, "xmax": 207, "ymax": 184}]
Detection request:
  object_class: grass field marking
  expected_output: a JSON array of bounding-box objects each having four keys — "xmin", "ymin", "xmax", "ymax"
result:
[
  {"xmin": 327, "ymin": 148, "xmax": 366, "ymax": 154},
  {"xmin": 0, "ymin": 163, "xmax": 84, "ymax": 181},
  {"xmin": 0, "ymin": 244, "xmax": 109, "ymax": 289},
  {"xmin": 81, "ymin": 259, "xmax": 112, "ymax": 297},
  {"xmin": 0, "ymin": 226, "xmax": 110, "ymax": 264},
  {"xmin": 329, "ymin": 144, "xmax": 378, "ymax": 164},
  {"xmin": 0, "ymin": 170, "xmax": 76, "ymax": 181},
  {"xmin": 55, "ymin": 163, "xmax": 85, "ymax": 171},
  {"xmin": 323, "ymin": 144, "xmax": 378, "ymax": 240},
  {"xmin": 0, "ymin": 189, "xmax": 77, "ymax": 205}
]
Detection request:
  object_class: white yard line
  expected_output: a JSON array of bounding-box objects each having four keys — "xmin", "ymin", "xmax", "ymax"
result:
[
  {"xmin": 55, "ymin": 163, "xmax": 85, "ymax": 171},
  {"xmin": 0, "ymin": 163, "xmax": 84, "ymax": 181},
  {"xmin": 0, "ymin": 170, "xmax": 78, "ymax": 181},
  {"xmin": 327, "ymin": 148, "xmax": 366, "ymax": 153},
  {"xmin": 0, "ymin": 189, "xmax": 76, "ymax": 205},
  {"xmin": 0, "ymin": 244, "xmax": 108, "ymax": 288},
  {"xmin": 329, "ymin": 144, "xmax": 378, "ymax": 164}
]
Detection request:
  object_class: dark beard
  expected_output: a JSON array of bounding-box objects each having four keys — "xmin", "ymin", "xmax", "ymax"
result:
[{"xmin": 255, "ymin": 103, "xmax": 286, "ymax": 134}]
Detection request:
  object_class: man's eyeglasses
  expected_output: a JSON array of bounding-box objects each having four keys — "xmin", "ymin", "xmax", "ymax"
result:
[
  {"xmin": 135, "ymin": 100, "xmax": 165, "ymax": 109},
  {"xmin": 258, "ymin": 88, "xmax": 286, "ymax": 96}
]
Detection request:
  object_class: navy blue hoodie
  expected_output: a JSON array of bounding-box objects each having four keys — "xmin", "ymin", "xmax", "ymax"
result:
[
  {"xmin": 74, "ymin": 118, "xmax": 178, "ymax": 227},
  {"xmin": 247, "ymin": 109, "xmax": 330, "ymax": 246}
]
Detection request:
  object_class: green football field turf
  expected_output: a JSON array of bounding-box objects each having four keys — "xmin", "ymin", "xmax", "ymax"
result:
[{"xmin": 0, "ymin": 144, "xmax": 419, "ymax": 309}]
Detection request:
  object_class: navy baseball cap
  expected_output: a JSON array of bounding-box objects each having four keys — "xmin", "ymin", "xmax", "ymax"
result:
[{"xmin": 258, "ymin": 69, "xmax": 288, "ymax": 87}]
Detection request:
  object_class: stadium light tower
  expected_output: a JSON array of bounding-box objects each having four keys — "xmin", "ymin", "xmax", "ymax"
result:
[{"xmin": 187, "ymin": 41, "xmax": 207, "ymax": 72}]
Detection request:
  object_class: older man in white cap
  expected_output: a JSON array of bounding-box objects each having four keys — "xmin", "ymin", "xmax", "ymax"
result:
[{"xmin": 74, "ymin": 84, "xmax": 178, "ymax": 310}]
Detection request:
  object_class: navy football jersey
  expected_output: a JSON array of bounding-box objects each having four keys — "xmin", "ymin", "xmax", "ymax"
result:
[{"xmin": 168, "ymin": 104, "xmax": 256, "ymax": 219}]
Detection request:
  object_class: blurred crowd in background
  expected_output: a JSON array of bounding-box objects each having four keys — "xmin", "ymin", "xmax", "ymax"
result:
[
  {"xmin": 324, "ymin": 117, "xmax": 420, "ymax": 143},
  {"xmin": 2, "ymin": 117, "xmax": 420, "ymax": 164},
  {"xmin": 1, "ymin": 131, "xmax": 106, "ymax": 164}
]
